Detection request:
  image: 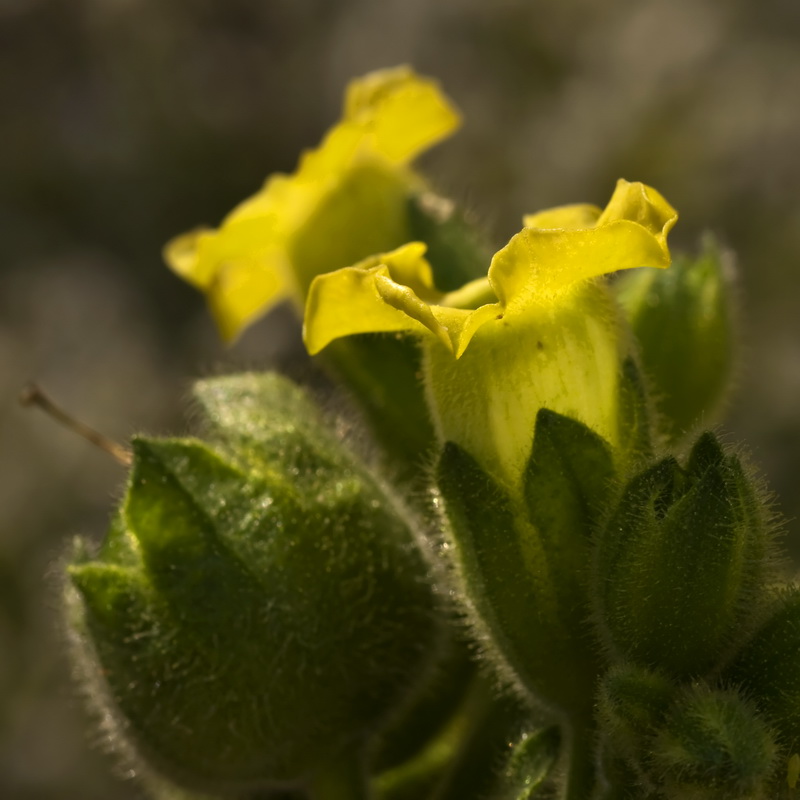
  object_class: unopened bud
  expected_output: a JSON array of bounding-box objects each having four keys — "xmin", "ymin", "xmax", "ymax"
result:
[
  {"xmin": 651, "ymin": 685, "xmax": 776, "ymax": 800},
  {"xmin": 67, "ymin": 373, "xmax": 440, "ymax": 794},
  {"xmin": 594, "ymin": 432, "xmax": 771, "ymax": 676},
  {"xmin": 615, "ymin": 236, "xmax": 735, "ymax": 443}
]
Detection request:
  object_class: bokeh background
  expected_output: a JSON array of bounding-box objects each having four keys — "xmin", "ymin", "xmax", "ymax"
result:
[{"xmin": 2, "ymin": 0, "xmax": 800, "ymax": 797}]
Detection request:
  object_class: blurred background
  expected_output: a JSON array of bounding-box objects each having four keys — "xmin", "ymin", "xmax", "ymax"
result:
[{"xmin": 2, "ymin": 0, "xmax": 800, "ymax": 796}]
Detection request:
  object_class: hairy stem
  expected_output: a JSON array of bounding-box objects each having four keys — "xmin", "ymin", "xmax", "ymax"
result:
[
  {"xmin": 564, "ymin": 718, "xmax": 597, "ymax": 800},
  {"xmin": 308, "ymin": 754, "xmax": 370, "ymax": 800}
]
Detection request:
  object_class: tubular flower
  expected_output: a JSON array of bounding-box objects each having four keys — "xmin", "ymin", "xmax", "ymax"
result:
[
  {"xmin": 164, "ymin": 66, "xmax": 460, "ymax": 341},
  {"xmin": 304, "ymin": 179, "xmax": 677, "ymax": 490}
]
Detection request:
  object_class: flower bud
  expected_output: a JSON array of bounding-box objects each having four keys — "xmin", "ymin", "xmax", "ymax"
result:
[
  {"xmin": 597, "ymin": 663, "xmax": 674, "ymax": 773},
  {"xmin": 594, "ymin": 432, "xmax": 771, "ymax": 676},
  {"xmin": 724, "ymin": 588, "xmax": 800, "ymax": 755},
  {"xmin": 615, "ymin": 236, "xmax": 735, "ymax": 443},
  {"xmin": 651, "ymin": 685, "xmax": 776, "ymax": 800},
  {"xmin": 67, "ymin": 373, "xmax": 440, "ymax": 794}
]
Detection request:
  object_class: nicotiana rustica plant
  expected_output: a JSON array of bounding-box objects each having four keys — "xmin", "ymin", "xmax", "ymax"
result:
[{"xmin": 62, "ymin": 67, "xmax": 800, "ymax": 800}]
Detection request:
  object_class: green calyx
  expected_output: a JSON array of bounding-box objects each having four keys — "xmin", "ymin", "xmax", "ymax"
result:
[
  {"xmin": 67, "ymin": 373, "xmax": 440, "ymax": 794},
  {"xmin": 597, "ymin": 663, "xmax": 675, "ymax": 776},
  {"xmin": 436, "ymin": 408, "xmax": 615, "ymax": 721},
  {"xmin": 651, "ymin": 685, "xmax": 777, "ymax": 800},
  {"xmin": 598, "ymin": 670, "xmax": 778, "ymax": 799},
  {"xmin": 593, "ymin": 431, "xmax": 771, "ymax": 677},
  {"xmin": 723, "ymin": 588, "xmax": 800, "ymax": 764},
  {"xmin": 615, "ymin": 236, "xmax": 735, "ymax": 444}
]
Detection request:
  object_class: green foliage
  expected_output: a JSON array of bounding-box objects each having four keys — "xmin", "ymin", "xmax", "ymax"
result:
[
  {"xmin": 724, "ymin": 588, "xmax": 800, "ymax": 759},
  {"xmin": 593, "ymin": 432, "xmax": 771, "ymax": 677},
  {"xmin": 597, "ymin": 663, "xmax": 675, "ymax": 776},
  {"xmin": 437, "ymin": 409, "xmax": 615, "ymax": 717},
  {"xmin": 496, "ymin": 727, "xmax": 561, "ymax": 800},
  {"xmin": 651, "ymin": 685, "xmax": 777, "ymax": 800},
  {"xmin": 68, "ymin": 374, "xmax": 440, "ymax": 794},
  {"xmin": 62, "ymin": 252, "xmax": 794, "ymax": 800},
  {"xmin": 615, "ymin": 357, "xmax": 656, "ymax": 469},
  {"xmin": 615, "ymin": 236, "xmax": 735, "ymax": 444},
  {"xmin": 53, "ymin": 69, "xmax": 800, "ymax": 800}
]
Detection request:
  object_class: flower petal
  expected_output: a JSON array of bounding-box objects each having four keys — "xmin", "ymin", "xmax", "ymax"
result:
[
  {"xmin": 597, "ymin": 178, "xmax": 678, "ymax": 239},
  {"xmin": 206, "ymin": 253, "xmax": 290, "ymax": 343},
  {"xmin": 164, "ymin": 67, "xmax": 461, "ymax": 342},
  {"xmin": 522, "ymin": 203, "xmax": 602, "ymax": 230},
  {"xmin": 303, "ymin": 244, "xmax": 441, "ymax": 355},
  {"xmin": 491, "ymin": 180, "xmax": 678, "ymax": 308},
  {"xmin": 343, "ymin": 66, "xmax": 461, "ymax": 163},
  {"xmin": 164, "ymin": 211, "xmax": 292, "ymax": 341},
  {"xmin": 303, "ymin": 243, "xmax": 499, "ymax": 357}
]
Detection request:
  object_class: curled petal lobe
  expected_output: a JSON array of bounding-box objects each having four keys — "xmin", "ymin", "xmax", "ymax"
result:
[
  {"xmin": 165, "ymin": 229, "xmax": 213, "ymax": 289},
  {"xmin": 165, "ymin": 222, "xmax": 291, "ymax": 341},
  {"xmin": 596, "ymin": 178, "xmax": 677, "ymax": 238},
  {"xmin": 342, "ymin": 66, "xmax": 461, "ymax": 164},
  {"xmin": 303, "ymin": 245, "xmax": 437, "ymax": 356},
  {"xmin": 522, "ymin": 203, "xmax": 602, "ymax": 231},
  {"xmin": 304, "ymin": 244, "xmax": 501, "ymax": 358},
  {"xmin": 495, "ymin": 179, "xmax": 677, "ymax": 307},
  {"xmin": 306, "ymin": 180, "xmax": 677, "ymax": 361}
]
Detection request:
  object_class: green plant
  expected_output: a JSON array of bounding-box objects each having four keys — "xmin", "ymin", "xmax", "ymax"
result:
[{"xmin": 63, "ymin": 67, "xmax": 798, "ymax": 800}]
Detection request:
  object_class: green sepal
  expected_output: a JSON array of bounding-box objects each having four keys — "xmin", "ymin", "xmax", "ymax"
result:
[
  {"xmin": 723, "ymin": 588, "xmax": 800, "ymax": 758},
  {"xmin": 123, "ymin": 437, "xmax": 282, "ymax": 594},
  {"xmin": 593, "ymin": 432, "xmax": 771, "ymax": 677},
  {"xmin": 437, "ymin": 418, "xmax": 603, "ymax": 715},
  {"xmin": 95, "ymin": 511, "xmax": 141, "ymax": 567},
  {"xmin": 685, "ymin": 427, "xmax": 726, "ymax": 475},
  {"xmin": 437, "ymin": 441, "xmax": 547, "ymax": 699},
  {"xmin": 406, "ymin": 191, "xmax": 490, "ymax": 291},
  {"xmin": 615, "ymin": 357, "xmax": 655, "ymax": 469},
  {"xmin": 68, "ymin": 374, "xmax": 441, "ymax": 793},
  {"xmin": 495, "ymin": 726, "xmax": 562, "ymax": 800},
  {"xmin": 313, "ymin": 334, "xmax": 436, "ymax": 483},
  {"xmin": 597, "ymin": 662, "xmax": 675, "ymax": 776},
  {"xmin": 650, "ymin": 684, "xmax": 777, "ymax": 800},
  {"xmin": 374, "ymin": 678, "xmax": 529, "ymax": 800},
  {"xmin": 524, "ymin": 408, "xmax": 616, "ymax": 575},
  {"xmin": 524, "ymin": 409, "xmax": 615, "ymax": 702},
  {"xmin": 615, "ymin": 236, "xmax": 735, "ymax": 444}
]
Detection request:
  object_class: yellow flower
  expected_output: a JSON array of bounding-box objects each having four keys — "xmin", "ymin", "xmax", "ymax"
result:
[
  {"xmin": 304, "ymin": 180, "xmax": 677, "ymax": 490},
  {"xmin": 164, "ymin": 66, "xmax": 460, "ymax": 341}
]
